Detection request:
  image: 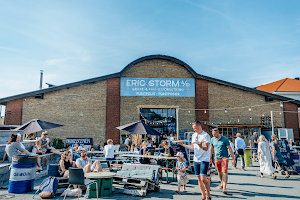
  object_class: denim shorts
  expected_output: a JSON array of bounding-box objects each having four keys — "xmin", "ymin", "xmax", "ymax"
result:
[
  {"xmin": 194, "ymin": 161, "xmax": 209, "ymax": 177},
  {"xmin": 251, "ymin": 149, "xmax": 257, "ymax": 154}
]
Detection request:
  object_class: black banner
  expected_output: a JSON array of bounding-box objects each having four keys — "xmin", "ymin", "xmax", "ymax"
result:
[
  {"xmin": 66, "ymin": 138, "xmax": 93, "ymax": 146},
  {"xmin": 280, "ymin": 139, "xmax": 295, "ymax": 167}
]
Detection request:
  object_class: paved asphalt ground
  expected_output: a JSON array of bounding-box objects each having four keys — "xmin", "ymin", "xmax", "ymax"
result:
[{"xmin": 0, "ymin": 158, "xmax": 299, "ymax": 200}]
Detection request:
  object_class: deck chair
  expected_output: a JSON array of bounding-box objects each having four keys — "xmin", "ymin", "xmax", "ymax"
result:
[{"xmin": 63, "ymin": 168, "xmax": 98, "ymax": 200}]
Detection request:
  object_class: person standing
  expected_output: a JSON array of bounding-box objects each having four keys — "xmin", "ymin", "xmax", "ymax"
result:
[
  {"xmin": 175, "ymin": 152, "xmax": 189, "ymax": 195},
  {"xmin": 210, "ymin": 128, "xmax": 235, "ymax": 194},
  {"xmin": 233, "ymin": 133, "xmax": 246, "ymax": 170},
  {"xmin": 124, "ymin": 137, "xmax": 131, "ymax": 151},
  {"xmin": 257, "ymin": 135, "xmax": 276, "ymax": 179},
  {"xmin": 104, "ymin": 139, "xmax": 115, "ymax": 171},
  {"xmin": 271, "ymin": 135, "xmax": 290, "ymax": 178},
  {"xmin": 179, "ymin": 121, "xmax": 211, "ymax": 200},
  {"xmin": 249, "ymin": 132, "xmax": 259, "ymax": 162}
]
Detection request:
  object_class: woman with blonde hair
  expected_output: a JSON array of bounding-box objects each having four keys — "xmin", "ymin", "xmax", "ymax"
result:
[
  {"xmin": 59, "ymin": 150, "xmax": 76, "ymax": 177},
  {"xmin": 271, "ymin": 135, "xmax": 290, "ymax": 178},
  {"xmin": 257, "ymin": 135, "xmax": 276, "ymax": 179}
]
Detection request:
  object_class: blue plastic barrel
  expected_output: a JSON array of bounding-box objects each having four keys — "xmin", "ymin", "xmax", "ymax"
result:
[
  {"xmin": 8, "ymin": 154, "xmax": 38, "ymax": 193},
  {"xmin": 48, "ymin": 164, "xmax": 59, "ymax": 177}
]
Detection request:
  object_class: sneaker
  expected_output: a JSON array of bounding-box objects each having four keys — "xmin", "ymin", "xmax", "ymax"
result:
[{"xmin": 36, "ymin": 172, "xmax": 40, "ymax": 175}]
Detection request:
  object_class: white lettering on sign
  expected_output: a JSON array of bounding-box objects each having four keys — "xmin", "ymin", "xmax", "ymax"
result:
[{"xmin": 121, "ymin": 77, "xmax": 195, "ymax": 97}]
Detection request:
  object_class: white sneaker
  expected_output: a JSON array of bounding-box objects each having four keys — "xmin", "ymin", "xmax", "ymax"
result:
[{"xmin": 36, "ymin": 172, "xmax": 40, "ymax": 175}]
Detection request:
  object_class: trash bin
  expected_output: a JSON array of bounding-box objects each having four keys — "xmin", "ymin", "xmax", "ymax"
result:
[
  {"xmin": 8, "ymin": 154, "xmax": 38, "ymax": 193},
  {"xmin": 244, "ymin": 149, "xmax": 253, "ymax": 167},
  {"xmin": 48, "ymin": 164, "xmax": 59, "ymax": 177}
]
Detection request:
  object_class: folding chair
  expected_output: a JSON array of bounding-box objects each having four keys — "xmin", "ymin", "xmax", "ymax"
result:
[{"xmin": 63, "ymin": 168, "xmax": 98, "ymax": 200}]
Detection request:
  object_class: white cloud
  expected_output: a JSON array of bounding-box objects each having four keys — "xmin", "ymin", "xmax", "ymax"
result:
[{"xmin": 0, "ymin": 46, "xmax": 26, "ymax": 54}]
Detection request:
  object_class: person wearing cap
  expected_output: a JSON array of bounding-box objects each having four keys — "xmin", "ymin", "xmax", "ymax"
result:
[
  {"xmin": 179, "ymin": 121, "xmax": 211, "ymax": 200},
  {"xmin": 76, "ymin": 148, "xmax": 102, "ymax": 173},
  {"xmin": 175, "ymin": 152, "xmax": 188, "ymax": 195},
  {"xmin": 210, "ymin": 128, "xmax": 235, "ymax": 194}
]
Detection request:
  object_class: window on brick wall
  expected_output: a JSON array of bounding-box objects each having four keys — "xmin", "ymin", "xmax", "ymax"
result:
[{"xmin": 140, "ymin": 108, "xmax": 176, "ymax": 135}]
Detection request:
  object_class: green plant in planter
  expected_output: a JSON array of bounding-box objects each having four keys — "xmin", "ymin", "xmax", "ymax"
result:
[{"xmin": 51, "ymin": 137, "xmax": 64, "ymax": 149}]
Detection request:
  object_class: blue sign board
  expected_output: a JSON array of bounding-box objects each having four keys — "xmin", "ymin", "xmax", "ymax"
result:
[{"xmin": 120, "ymin": 77, "xmax": 195, "ymax": 97}]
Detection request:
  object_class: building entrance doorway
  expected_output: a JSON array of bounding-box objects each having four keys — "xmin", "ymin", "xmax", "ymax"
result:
[{"xmin": 140, "ymin": 108, "xmax": 176, "ymax": 135}]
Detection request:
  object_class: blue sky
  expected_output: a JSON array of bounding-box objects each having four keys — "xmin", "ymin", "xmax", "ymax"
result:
[{"xmin": 0, "ymin": 0, "xmax": 300, "ymax": 101}]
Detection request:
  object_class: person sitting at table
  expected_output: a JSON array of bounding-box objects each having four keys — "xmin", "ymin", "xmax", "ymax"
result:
[
  {"xmin": 72, "ymin": 143, "xmax": 82, "ymax": 161},
  {"xmin": 139, "ymin": 141, "xmax": 151, "ymax": 164},
  {"xmin": 74, "ymin": 142, "xmax": 83, "ymax": 153},
  {"xmin": 76, "ymin": 148, "xmax": 102, "ymax": 173},
  {"xmin": 167, "ymin": 134, "xmax": 174, "ymax": 142},
  {"xmin": 96, "ymin": 141, "xmax": 104, "ymax": 151},
  {"xmin": 161, "ymin": 141, "xmax": 175, "ymax": 157},
  {"xmin": 104, "ymin": 139, "xmax": 115, "ymax": 171},
  {"xmin": 147, "ymin": 137, "xmax": 153, "ymax": 147}
]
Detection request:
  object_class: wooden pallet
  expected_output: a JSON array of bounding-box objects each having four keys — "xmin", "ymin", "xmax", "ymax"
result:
[{"xmin": 113, "ymin": 176, "xmax": 160, "ymax": 197}]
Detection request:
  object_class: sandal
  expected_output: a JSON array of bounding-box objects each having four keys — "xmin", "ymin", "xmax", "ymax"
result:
[
  {"xmin": 175, "ymin": 190, "xmax": 180, "ymax": 194},
  {"xmin": 218, "ymin": 185, "xmax": 223, "ymax": 189},
  {"xmin": 206, "ymin": 196, "xmax": 212, "ymax": 200},
  {"xmin": 223, "ymin": 190, "xmax": 227, "ymax": 194},
  {"xmin": 284, "ymin": 175, "xmax": 290, "ymax": 179},
  {"xmin": 272, "ymin": 175, "xmax": 277, "ymax": 179}
]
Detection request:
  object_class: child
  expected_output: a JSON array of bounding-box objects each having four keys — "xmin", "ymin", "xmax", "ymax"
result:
[{"xmin": 175, "ymin": 152, "xmax": 188, "ymax": 194}]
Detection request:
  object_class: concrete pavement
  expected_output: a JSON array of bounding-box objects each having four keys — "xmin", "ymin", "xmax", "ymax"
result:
[{"xmin": 0, "ymin": 158, "xmax": 299, "ymax": 199}]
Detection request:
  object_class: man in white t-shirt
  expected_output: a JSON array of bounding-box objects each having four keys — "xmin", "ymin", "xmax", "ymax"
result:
[
  {"xmin": 179, "ymin": 121, "xmax": 211, "ymax": 200},
  {"xmin": 76, "ymin": 148, "xmax": 102, "ymax": 173},
  {"xmin": 104, "ymin": 139, "xmax": 115, "ymax": 171}
]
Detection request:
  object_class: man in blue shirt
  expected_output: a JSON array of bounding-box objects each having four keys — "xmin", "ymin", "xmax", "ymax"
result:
[
  {"xmin": 210, "ymin": 128, "xmax": 235, "ymax": 194},
  {"xmin": 233, "ymin": 133, "xmax": 246, "ymax": 170}
]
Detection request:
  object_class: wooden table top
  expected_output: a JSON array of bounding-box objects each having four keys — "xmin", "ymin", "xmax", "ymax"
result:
[{"xmin": 84, "ymin": 171, "xmax": 116, "ymax": 179}]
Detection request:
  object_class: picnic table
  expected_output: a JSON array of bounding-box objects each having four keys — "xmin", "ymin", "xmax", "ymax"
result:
[{"xmin": 85, "ymin": 172, "xmax": 116, "ymax": 197}]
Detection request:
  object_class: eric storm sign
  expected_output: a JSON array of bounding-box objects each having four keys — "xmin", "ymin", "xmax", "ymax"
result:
[{"xmin": 121, "ymin": 77, "xmax": 195, "ymax": 97}]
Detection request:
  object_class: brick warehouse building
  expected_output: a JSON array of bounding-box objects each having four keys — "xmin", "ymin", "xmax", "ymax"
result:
[{"xmin": 1, "ymin": 55, "xmax": 300, "ymax": 145}]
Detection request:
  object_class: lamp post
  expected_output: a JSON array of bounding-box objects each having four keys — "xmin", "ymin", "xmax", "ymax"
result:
[
  {"xmin": 176, "ymin": 108, "xmax": 179, "ymax": 140},
  {"xmin": 270, "ymin": 111, "xmax": 274, "ymax": 135}
]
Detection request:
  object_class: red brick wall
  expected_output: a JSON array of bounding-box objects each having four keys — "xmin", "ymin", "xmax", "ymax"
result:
[
  {"xmin": 106, "ymin": 78, "xmax": 121, "ymax": 143},
  {"xmin": 4, "ymin": 99, "xmax": 23, "ymax": 125},
  {"xmin": 195, "ymin": 79, "xmax": 209, "ymax": 132},
  {"xmin": 284, "ymin": 102, "xmax": 300, "ymax": 140}
]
